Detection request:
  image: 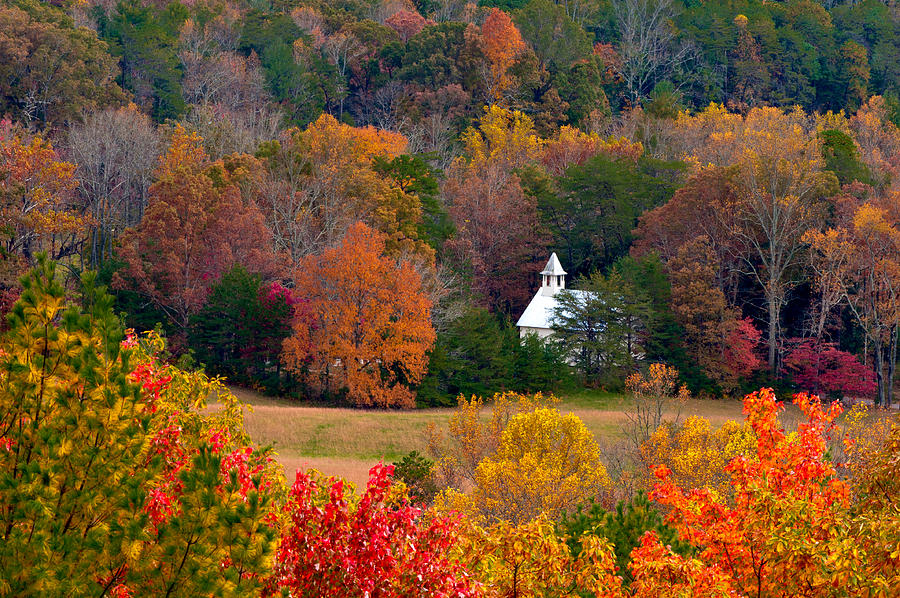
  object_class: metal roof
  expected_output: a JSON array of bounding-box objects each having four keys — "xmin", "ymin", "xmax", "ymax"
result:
[
  {"xmin": 540, "ymin": 252, "xmax": 567, "ymax": 276},
  {"xmin": 515, "ymin": 288, "xmax": 593, "ymax": 330}
]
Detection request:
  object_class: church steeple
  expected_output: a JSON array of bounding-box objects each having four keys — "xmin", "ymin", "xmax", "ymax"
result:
[{"xmin": 540, "ymin": 252, "xmax": 567, "ymax": 296}]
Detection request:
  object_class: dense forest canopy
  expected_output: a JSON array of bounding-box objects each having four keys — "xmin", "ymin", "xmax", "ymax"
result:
[
  {"xmin": 1, "ymin": 0, "xmax": 900, "ymax": 406},
  {"xmin": 6, "ymin": 0, "xmax": 900, "ymax": 594}
]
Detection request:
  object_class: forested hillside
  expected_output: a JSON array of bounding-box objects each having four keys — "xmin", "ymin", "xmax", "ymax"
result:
[
  {"xmin": 6, "ymin": 0, "xmax": 900, "ymax": 594},
  {"xmin": 2, "ymin": 0, "xmax": 900, "ymax": 406}
]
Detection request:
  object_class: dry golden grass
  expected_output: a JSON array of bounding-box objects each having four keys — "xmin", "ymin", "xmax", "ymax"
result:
[{"xmin": 227, "ymin": 386, "xmax": 754, "ymax": 488}]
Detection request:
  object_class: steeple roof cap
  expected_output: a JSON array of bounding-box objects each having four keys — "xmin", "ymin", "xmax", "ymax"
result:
[{"xmin": 540, "ymin": 252, "xmax": 567, "ymax": 276}]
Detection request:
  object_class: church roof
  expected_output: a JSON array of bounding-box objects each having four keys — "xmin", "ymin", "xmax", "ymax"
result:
[
  {"xmin": 515, "ymin": 288, "xmax": 593, "ymax": 330},
  {"xmin": 540, "ymin": 252, "xmax": 567, "ymax": 276}
]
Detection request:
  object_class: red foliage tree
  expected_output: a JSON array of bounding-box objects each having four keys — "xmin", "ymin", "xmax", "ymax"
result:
[
  {"xmin": 263, "ymin": 463, "xmax": 479, "ymax": 598},
  {"xmin": 115, "ymin": 127, "xmax": 281, "ymax": 330},
  {"xmin": 385, "ymin": 9, "xmax": 426, "ymax": 43},
  {"xmin": 443, "ymin": 167, "xmax": 542, "ymax": 314},
  {"xmin": 722, "ymin": 317, "xmax": 764, "ymax": 379},
  {"xmin": 782, "ymin": 338, "xmax": 876, "ymax": 398}
]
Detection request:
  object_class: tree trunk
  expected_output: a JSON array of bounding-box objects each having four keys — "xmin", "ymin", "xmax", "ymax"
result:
[
  {"xmin": 874, "ymin": 336, "xmax": 885, "ymax": 407},
  {"xmin": 767, "ymin": 296, "xmax": 778, "ymax": 375},
  {"xmin": 887, "ymin": 325, "xmax": 897, "ymax": 408}
]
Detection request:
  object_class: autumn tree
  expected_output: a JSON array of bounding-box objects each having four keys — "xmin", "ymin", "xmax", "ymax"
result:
[
  {"xmin": 478, "ymin": 8, "xmax": 526, "ymax": 103},
  {"xmin": 444, "ymin": 107, "xmax": 545, "ymax": 313},
  {"xmin": 440, "ymin": 407, "xmax": 611, "ymax": 525},
  {"xmin": 425, "ymin": 391, "xmax": 557, "ymax": 489},
  {"xmin": 848, "ymin": 96, "xmax": 900, "ymax": 186},
  {"xmin": 0, "ymin": 123, "xmax": 86, "ymax": 288},
  {"xmin": 179, "ymin": 37, "xmax": 269, "ymax": 114},
  {"xmin": 0, "ymin": 258, "xmax": 279, "ymax": 597},
  {"xmin": 634, "ymin": 389, "xmax": 888, "ymax": 595},
  {"xmin": 456, "ymin": 514, "xmax": 623, "ymax": 597},
  {"xmin": 782, "ymin": 338, "xmax": 876, "ymax": 399},
  {"xmin": 623, "ymin": 363, "xmax": 690, "ymax": 449},
  {"xmin": 638, "ymin": 416, "xmax": 755, "ymax": 498},
  {"xmin": 256, "ymin": 114, "xmax": 433, "ymax": 264},
  {"xmin": 668, "ymin": 106, "xmax": 838, "ymax": 374},
  {"xmin": 808, "ymin": 198, "xmax": 900, "ymax": 406},
  {"xmin": 540, "ymin": 126, "xmax": 643, "ymax": 177},
  {"xmin": 115, "ymin": 126, "xmax": 281, "ymax": 331},
  {"xmin": 667, "ymin": 237, "xmax": 763, "ymax": 393},
  {"xmin": 632, "ymin": 166, "xmax": 742, "ymax": 274},
  {"xmin": 284, "ymin": 222, "xmax": 435, "ymax": 408},
  {"xmin": 844, "ymin": 414, "xmax": 900, "ymax": 591},
  {"xmin": 443, "ymin": 168, "xmax": 541, "ymax": 313},
  {"xmin": 385, "ymin": 9, "xmax": 427, "ymax": 43},
  {"xmin": 730, "ymin": 108, "xmax": 837, "ymax": 373},
  {"xmin": 263, "ymin": 464, "xmax": 478, "ymax": 597},
  {"xmin": 0, "ymin": 0, "xmax": 124, "ymax": 126}
]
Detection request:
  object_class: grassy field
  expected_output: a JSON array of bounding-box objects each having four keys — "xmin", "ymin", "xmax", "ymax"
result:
[{"xmin": 228, "ymin": 386, "xmax": 755, "ymax": 488}]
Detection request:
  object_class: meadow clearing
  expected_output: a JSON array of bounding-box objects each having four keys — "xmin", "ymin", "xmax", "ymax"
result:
[{"xmin": 227, "ymin": 386, "xmax": 784, "ymax": 488}]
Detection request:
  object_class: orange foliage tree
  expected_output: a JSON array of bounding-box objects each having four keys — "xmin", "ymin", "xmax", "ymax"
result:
[
  {"xmin": 479, "ymin": 8, "xmax": 526, "ymax": 102},
  {"xmin": 0, "ymin": 122, "xmax": 85, "ymax": 284},
  {"xmin": 115, "ymin": 126, "xmax": 280, "ymax": 330},
  {"xmin": 258, "ymin": 114, "xmax": 432, "ymax": 264},
  {"xmin": 284, "ymin": 222, "xmax": 435, "ymax": 407},
  {"xmin": 634, "ymin": 389, "xmax": 887, "ymax": 595},
  {"xmin": 667, "ymin": 237, "xmax": 763, "ymax": 392}
]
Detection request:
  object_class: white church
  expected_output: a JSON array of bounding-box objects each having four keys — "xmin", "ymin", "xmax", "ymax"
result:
[{"xmin": 516, "ymin": 253, "xmax": 592, "ymax": 339}]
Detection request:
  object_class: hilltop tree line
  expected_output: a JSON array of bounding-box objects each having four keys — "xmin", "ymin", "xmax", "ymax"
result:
[{"xmin": 3, "ymin": 0, "xmax": 900, "ymax": 405}]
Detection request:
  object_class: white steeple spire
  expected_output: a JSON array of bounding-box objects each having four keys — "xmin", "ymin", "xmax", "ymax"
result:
[{"xmin": 540, "ymin": 252, "xmax": 567, "ymax": 296}]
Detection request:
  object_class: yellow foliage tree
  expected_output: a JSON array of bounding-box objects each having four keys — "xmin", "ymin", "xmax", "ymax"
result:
[
  {"xmin": 624, "ymin": 363, "xmax": 690, "ymax": 447},
  {"xmin": 672, "ymin": 105, "xmax": 837, "ymax": 373},
  {"xmin": 439, "ymin": 406, "xmax": 611, "ymax": 524},
  {"xmin": 0, "ymin": 125, "xmax": 85, "ymax": 284},
  {"xmin": 639, "ymin": 416, "xmax": 755, "ymax": 498},
  {"xmin": 461, "ymin": 105, "xmax": 543, "ymax": 173},
  {"xmin": 260, "ymin": 114, "xmax": 434, "ymax": 263},
  {"xmin": 455, "ymin": 514, "xmax": 623, "ymax": 597},
  {"xmin": 426, "ymin": 391, "xmax": 557, "ymax": 488}
]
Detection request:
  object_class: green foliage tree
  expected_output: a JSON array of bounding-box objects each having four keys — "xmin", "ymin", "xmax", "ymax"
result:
[
  {"xmin": 0, "ymin": 258, "xmax": 152, "ymax": 595},
  {"xmin": 391, "ymin": 450, "xmax": 439, "ymax": 504},
  {"xmin": 559, "ymin": 491, "xmax": 691, "ymax": 586},
  {"xmin": 525, "ymin": 155, "xmax": 685, "ymax": 277},
  {"xmin": 418, "ymin": 307, "xmax": 570, "ymax": 406},
  {"xmin": 0, "ymin": 257, "xmax": 278, "ymax": 596},
  {"xmin": 554, "ymin": 59, "xmax": 612, "ymax": 127},
  {"xmin": 550, "ymin": 270, "xmax": 652, "ymax": 384},
  {"xmin": 820, "ymin": 129, "xmax": 876, "ymax": 186},
  {"xmin": 513, "ymin": 0, "xmax": 592, "ymax": 71},
  {"xmin": 188, "ymin": 265, "xmax": 299, "ymax": 395},
  {"xmin": 98, "ymin": 0, "xmax": 186, "ymax": 121},
  {"xmin": 391, "ymin": 22, "xmax": 471, "ymax": 88},
  {"xmin": 372, "ymin": 153, "xmax": 453, "ymax": 255},
  {"xmin": 613, "ymin": 255, "xmax": 713, "ymax": 393},
  {"xmin": 239, "ymin": 10, "xmax": 330, "ymax": 125}
]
